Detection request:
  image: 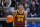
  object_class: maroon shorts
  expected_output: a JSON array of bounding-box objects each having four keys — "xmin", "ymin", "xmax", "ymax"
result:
[
  {"xmin": 15, "ymin": 25, "xmax": 25, "ymax": 27},
  {"xmin": 14, "ymin": 23, "xmax": 25, "ymax": 27}
]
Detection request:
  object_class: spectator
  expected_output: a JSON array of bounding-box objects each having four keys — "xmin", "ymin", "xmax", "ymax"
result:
[
  {"xmin": 37, "ymin": 6, "xmax": 40, "ymax": 17},
  {"xmin": 4, "ymin": 8, "xmax": 14, "ymax": 12},
  {"xmin": 0, "ymin": 8, "xmax": 5, "ymax": 17},
  {"xmin": 28, "ymin": 21, "xmax": 39, "ymax": 27},
  {"xmin": 24, "ymin": 3, "xmax": 30, "ymax": 13},
  {"xmin": 28, "ymin": 1, "xmax": 38, "ymax": 17},
  {"xmin": 0, "ymin": 0, "xmax": 1, "ymax": 5},
  {"xmin": 24, "ymin": 3, "xmax": 30, "ymax": 17},
  {"xmin": 25, "ymin": 0, "xmax": 31, "ymax": 7},
  {"xmin": 34, "ymin": 0, "xmax": 39, "ymax": 7},
  {"xmin": 0, "ymin": 0, "xmax": 2, "ymax": 8},
  {"xmin": 4, "ymin": 7, "xmax": 14, "ymax": 15},
  {"xmin": 9, "ymin": 7, "xmax": 15, "ymax": 12},
  {"xmin": 10, "ymin": 0, "xmax": 16, "ymax": 12},
  {"xmin": 10, "ymin": 0, "xmax": 16, "ymax": 7}
]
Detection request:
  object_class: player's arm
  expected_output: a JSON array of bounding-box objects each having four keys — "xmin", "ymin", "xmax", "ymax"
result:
[
  {"xmin": 12, "ymin": 10, "xmax": 17, "ymax": 21},
  {"xmin": 12, "ymin": 10, "xmax": 17, "ymax": 27},
  {"xmin": 24, "ymin": 11, "xmax": 27, "ymax": 27}
]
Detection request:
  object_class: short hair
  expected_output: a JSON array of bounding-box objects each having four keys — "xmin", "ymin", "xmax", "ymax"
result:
[{"xmin": 18, "ymin": 2, "xmax": 24, "ymax": 6}]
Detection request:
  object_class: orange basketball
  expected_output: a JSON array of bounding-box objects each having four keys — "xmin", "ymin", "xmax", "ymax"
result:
[{"xmin": 6, "ymin": 15, "xmax": 14, "ymax": 22}]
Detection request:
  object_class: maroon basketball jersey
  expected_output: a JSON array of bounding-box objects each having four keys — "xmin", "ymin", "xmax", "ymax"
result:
[{"xmin": 14, "ymin": 11, "xmax": 25, "ymax": 26}]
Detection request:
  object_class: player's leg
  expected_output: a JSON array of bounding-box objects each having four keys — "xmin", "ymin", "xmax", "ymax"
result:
[
  {"xmin": 21, "ymin": 25, "xmax": 25, "ymax": 27},
  {"xmin": 18, "ymin": 25, "xmax": 25, "ymax": 27}
]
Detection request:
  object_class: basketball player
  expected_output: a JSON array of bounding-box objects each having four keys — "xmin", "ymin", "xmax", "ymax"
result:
[{"xmin": 12, "ymin": 3, "xmax": 27, "ymax": 27}]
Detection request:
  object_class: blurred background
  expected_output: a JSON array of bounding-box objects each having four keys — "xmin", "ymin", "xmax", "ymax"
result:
[{"xmin": 0, "ymin": 0, "xmax": 40, "ymax": 27}]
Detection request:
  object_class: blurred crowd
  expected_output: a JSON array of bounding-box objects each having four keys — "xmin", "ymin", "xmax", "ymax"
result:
[{"xmin": 0, "ymin": 0, "xmax": 40, "ymax": 17}]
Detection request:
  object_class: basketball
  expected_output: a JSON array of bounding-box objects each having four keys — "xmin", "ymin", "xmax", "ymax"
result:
[{"xmin": 6, "ymin": 15, "xmax": 14, "ymax": 22}]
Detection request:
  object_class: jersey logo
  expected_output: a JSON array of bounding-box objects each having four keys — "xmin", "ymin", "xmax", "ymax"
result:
[{"xmin": 17, "ymin": 15, "xmax": 24, "ymax": 22}]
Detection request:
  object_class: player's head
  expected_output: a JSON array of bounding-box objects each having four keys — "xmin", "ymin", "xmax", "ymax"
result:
[{"xmin": 18, "ymin": 2, "xmax": 24, "ymax": 10}]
